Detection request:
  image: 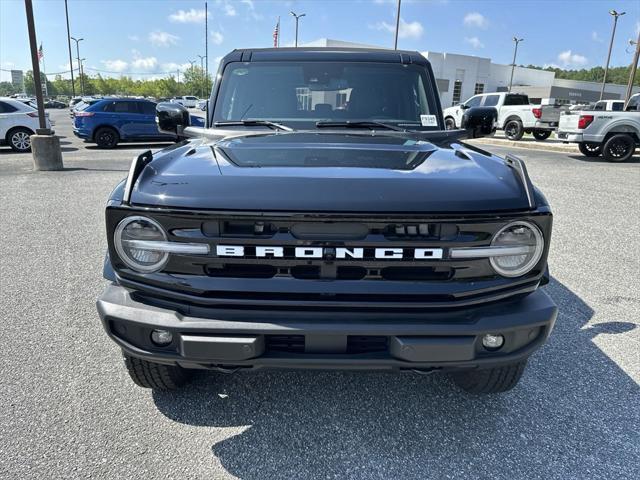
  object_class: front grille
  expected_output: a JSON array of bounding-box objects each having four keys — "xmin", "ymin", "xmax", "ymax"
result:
[{"xmin": 108, "ymin": 208, "xmax": 552, "ymax": 311}]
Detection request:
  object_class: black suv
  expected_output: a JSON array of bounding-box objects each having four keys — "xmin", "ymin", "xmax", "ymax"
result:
[{"xmin": 97, "ymin": 48, "xmax": 557, "ymax": 394}]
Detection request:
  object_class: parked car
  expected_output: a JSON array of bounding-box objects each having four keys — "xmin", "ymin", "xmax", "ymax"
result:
[
  {"xmin": 69, "ymin": 98, "xmax": 102, "ymax": 119},
  {"xmin": 97, "ymin": 48, "xmax": 557, "ymax": 395},
  {"xmin": 557, "ymin": 93, "xmax": 639, "ymax": 162},
  {"xmin": 0, "ymin": 97, "xmax": 52, "ymax": 152},
  {"xmin": 170, "ymin": 96, "xmax": 199, "ymax": 108},
  {"xmin": 69, "ymin": 97, "xmax": 84, "ymax": 110},
  {"xmin": 196, "ymin": 99, "xmax": 208, "ymax": 111},
  {"xmin": 73, "ymin": 98, "xmax": 176, "ymax": 148},
  {"xmin": 443, "ymin": 92, "xmax": 554, "ymax": 140},
  {"xmin": 44, "ymin": 100, "xmax": 67, "ymax": 109}
]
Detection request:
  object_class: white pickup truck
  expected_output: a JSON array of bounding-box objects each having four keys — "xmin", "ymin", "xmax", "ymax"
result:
[
  {"xmin": 557, "ymin": 94, "xmax": 639, "ymax": 162},
  {"xmin": 443, "ymin": 92, "xmax": 561, "ymax": 141},
  {"xmin": 170, "ymin": 96, "xmax": 199, "ymax": 108}
]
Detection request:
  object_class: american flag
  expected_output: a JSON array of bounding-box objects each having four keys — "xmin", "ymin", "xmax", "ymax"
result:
[
  {"xmin": 37, "ymin": 43, "xmax": 43, "ymax": 60},
  {"xmin": 273, "ymin": 17, "xmax": 280, "ymax": 47}
]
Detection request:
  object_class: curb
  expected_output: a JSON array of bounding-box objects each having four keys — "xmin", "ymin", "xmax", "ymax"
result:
[{"xmin": 470, "ymin": 137, "xmax": 578, "ymax": 154}]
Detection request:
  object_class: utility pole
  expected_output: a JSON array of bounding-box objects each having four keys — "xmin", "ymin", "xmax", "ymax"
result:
[
  {"xmin": 25, "ymin": 0, "xmax": 63, "ymax": 170},
  {"xmin": 508, "ymin": 37, "xmax": 524, "ymax": 93},
  {"xmin": 600, "ymin": 9, "xmax": 625, "ymax": 100},
  {"xmin": 64, "ymin": 0, "xmax": 75, "ymax": 97},
  {"xmin": 290, "ymin": 11, "xmax": 305, "ymax": 47},
  {"xmin": 624, "ymin": 33, "xmax": 640, "ymax": 109},
  {"xmin": 394, "ymin": 0, "xmax": 402, "ymax": 50},
  {"xmin": 205, "ymin": 0, "xmax": 209, "ymax": 127},
  {"xmin": 197, "ymin": 54, "xmax": 206, "ymax": 98},
  {"xmin": 71, "ymin": 36, "xmax": 84, "ymax": 95}
]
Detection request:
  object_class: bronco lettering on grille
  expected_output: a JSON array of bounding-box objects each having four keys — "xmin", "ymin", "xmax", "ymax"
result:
[{"xmin": 215, "ymin": 245, "xmax": 444, "ymax": 260}]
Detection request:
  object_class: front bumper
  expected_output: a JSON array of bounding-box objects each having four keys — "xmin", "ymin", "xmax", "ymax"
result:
[{"xmin": 97, "ymin": 284, "xmax": 558, "ymax": 371}]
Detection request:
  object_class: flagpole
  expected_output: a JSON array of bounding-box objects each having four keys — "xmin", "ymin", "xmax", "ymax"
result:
[
  {"xmin": 204, "ymin": 0, "xmax": 209, "ymax": 128},
  {"xmin": 277, "ymin": 16, "xmax": 280, "ymax": 47},
  {"xmin": 41, "ymin": 48, "xmax": 48, "ymax": 97}
]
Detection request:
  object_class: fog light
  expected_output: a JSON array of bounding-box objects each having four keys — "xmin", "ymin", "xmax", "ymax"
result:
[
  {"xmin": 151, "ymin": 329, "xmax": 173, "ymax": 346},
  {"xmin": 482, "ymin": 334, "xmax": 504, "ymax": 350}
]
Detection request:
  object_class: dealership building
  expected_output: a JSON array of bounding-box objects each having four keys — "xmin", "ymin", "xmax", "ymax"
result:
[{"xmin": 303, "ymin": 39, "xmax": 639, "ymax": 106}]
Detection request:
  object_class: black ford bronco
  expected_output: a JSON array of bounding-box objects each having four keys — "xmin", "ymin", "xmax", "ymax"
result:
[{"xmin": 97, "ymin": 48, "xmax": 557, "ymax": 394}]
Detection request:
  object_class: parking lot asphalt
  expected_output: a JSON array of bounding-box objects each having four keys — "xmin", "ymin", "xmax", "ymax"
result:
[{"xmin": 0, "ymin": 110, "xmax": 638, "ymax": 479}]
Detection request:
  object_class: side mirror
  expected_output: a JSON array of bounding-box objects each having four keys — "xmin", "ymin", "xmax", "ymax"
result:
[
  {"xmin": 460, "ymin": 103, "xmax": 470, "ymax": 110},
  {"xmin": 461, "ymin": 106, "xmax": 497, "ymax": 138},
  {"xmin": 156, "ymin": 102, "xmax": 190, "ymax": 135}
]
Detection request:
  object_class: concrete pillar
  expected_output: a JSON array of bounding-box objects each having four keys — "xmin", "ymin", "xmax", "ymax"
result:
[{"xmin": 31, "ymin": 133, "xmax": 64, "ymax": 171}]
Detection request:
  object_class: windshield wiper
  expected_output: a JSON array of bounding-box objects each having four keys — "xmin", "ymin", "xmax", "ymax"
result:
[
  {"xmin": 315, "ymin": 120, "xmax": 407, "ymax": 132},
  {"xmin": 212, "ymin": 120, "xmax": 294, "ymax": 132}
]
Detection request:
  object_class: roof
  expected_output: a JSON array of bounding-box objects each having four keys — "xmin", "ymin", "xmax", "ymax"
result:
[{"xmin": 221, "ymin": 47, "xmax": 429, "ymax": 66}]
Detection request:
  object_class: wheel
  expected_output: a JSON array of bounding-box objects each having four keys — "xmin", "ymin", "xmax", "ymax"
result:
[
  {"xmin": 7, "ymin": 127, "xmax": 33, "ymax": 152},
  {"xmin": 123, "ymin": 353, "xmax": 191, "ymax": 391},
  {"xmin": 444, "ymin": 117, "xmax": 456, "ymax": 130},
  {"xmin": 578, "ymin": 142, "xmax": 602, "ymax": 157},
  {"xmin": 504, "ymin": 119, "xmax": 524, "ymax": 141},
  {"xmin": 602, "ymin": 134, "xmax": 635, "ymax": 163},
  {"xmin": 450, "ymin": 360, "xmax": 527, "ymax": 394},
  {"xmin": 532, "ymin": 130, "xmax": 551, "ymax": 141},
  {"xmin": 94, "ymin": 126, "xmax": 119, "ymax": 148}
]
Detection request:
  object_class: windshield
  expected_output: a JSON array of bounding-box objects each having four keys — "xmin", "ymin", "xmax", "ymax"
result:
[{"xmin": 213, "ymin": 61, "xmax": 440, "ymax": 130}]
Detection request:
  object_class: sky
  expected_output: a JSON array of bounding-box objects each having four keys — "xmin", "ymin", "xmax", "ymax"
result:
[{"xmin": 1, "ymin": 0, "xmax": 639, "ymax": 83}]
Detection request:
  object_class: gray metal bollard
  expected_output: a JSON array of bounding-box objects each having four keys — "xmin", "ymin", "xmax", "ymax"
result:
[{"xmin": 31, "ymin": 133, "xmax": 64, "ymax": 171}]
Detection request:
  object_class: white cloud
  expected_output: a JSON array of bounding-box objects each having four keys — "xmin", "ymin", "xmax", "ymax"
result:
[
  {"xmin": 128, "ymin": 35, "xmax": 139, "ymax": 42},
  {"xmin": 373, "ymin": 18, "xmax": 424, "ymax": 39},
  {"xmin": 148, "ymin": 31, "xmax": 179, "ymax": 47},
  {"xmin": 162, "ymin": 62, "xmax": 192, "ymax": 72},
  {"xmin": 463, "ymin": 12, "xmax": 488, "ymax": 29},
  {"xmin": 591, "ymin": 31, "xmax": 603, "ymax": 43},
  {"xmin": 211, "ymin": 31, "xmax": 224, "ymax": 45},
  {"xmin": 224, "ymin": 3, "xmax": 236, "ymax": 16},
  {"xmin": 636, "ymin": 21, "xmax": 640, "ymax": 36},
  {"xmin": 169, "ymin": 8, "xmax": 208, "ymax": 23},
  {"xmin": 464, "ymin": 36, "xmax": 484, "ymax": 49},
  {"xmin": 131, "ymin": 56, "xmax": 158, "ymax": 71},
  {"xmin": 101, "ymin": 59, "xmax": 128, "ymax": 72},
  {"xmin": 557, "ymin": 50, "xmax": 588, "ymax": 67},
  {"xmin": 240, "ymin": 0, "xmax": 262, "ymax": 20}
]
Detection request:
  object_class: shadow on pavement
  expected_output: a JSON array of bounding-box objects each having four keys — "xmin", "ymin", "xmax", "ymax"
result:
[
  {"xmin": 85, "ymin": 142, "xmax": 174, "ymax": 151},
  {"xmin": 568, "ymin": 154, "xmax": 640, "ymax": 164},
  {"xmin": 153, "ymin": 278, "xmax": 639, "ymax": 479}
]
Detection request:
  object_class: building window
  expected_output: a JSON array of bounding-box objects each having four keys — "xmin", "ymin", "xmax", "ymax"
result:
[
  {"xmin": 474, "ymin": 83, "xmax": 485, "ymax": 95},
  {"xmin": 452, "ymin": 80, "xmax": 463, "ymax": 106}
]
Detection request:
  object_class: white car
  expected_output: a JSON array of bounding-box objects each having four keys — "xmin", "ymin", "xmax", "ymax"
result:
[
  {"xmin": 0, "ymin": 97, "xmax": 52, "ymax": 152},
  {"xmin": 443, "ymin": 92, "xmax": 555, "ymax": 141},
  {"xmin": 170, "ymin": 96, "xmax": 199, "ymax": 108}
]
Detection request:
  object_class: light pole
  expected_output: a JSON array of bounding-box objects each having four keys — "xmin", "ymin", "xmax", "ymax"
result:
[
  {"xmin": 290, "ymin": 11, "xmax": 305, "ymax": 47},
  {"xmin": 394, "ymin": 0, "xmax": 402, "ymax": 50},
  {"xmin": 600, "ymin": 9, "xmax": 625, "ymax": 100},
  {"xmin": 70, "ymin": 36, "xmax": 84, "ymax": 95},
  {"xmin": 64, "ymin": 0, "xmax": 75, "ymax": 97},
  {"xmin": 508, "ymin": 37, "xmax": 524, "ymax": 93},
  {"xmin": 624, "ymin": 33, "xmax": 639, "ymax": 109},
  {"xmin": 197, "ymin": 54, "xmax": 206, "ymax": 98}
]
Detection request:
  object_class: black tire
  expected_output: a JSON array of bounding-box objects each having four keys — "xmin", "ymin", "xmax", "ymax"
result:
[
  {"xmin": 602, "ymin": 134, "xmax": 635, "ymax": 163},
  {"xmin": 532, "ymin": 130, "xmax": 551, "ymax": 141},
  {"xmin": 94, "ymin": 126, "xmax": 119, "ymax": 148},
  {"xmin": 444, "ymin": 117, "xmax": 456, "ymax": 130},
  {"xmin": 578, "ymin": 142, "xmax": 602, "ymax": 157},
  {"xmin": 123, "ymin": 353, "xmax": 191, "ymax": 391},
  {"xmin": 451, "ymin": 360, "xmax": 527, "ymax": 394},
  {"xmin": 504, "ymin": 119, "xmax": 524, "ymax": 141},
  {"xmin": 7, "ymin": 127, "xmax": 33, "ymax": 152}
]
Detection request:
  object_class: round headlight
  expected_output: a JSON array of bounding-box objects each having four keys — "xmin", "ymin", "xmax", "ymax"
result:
[
  {"xmin": 114, "ymin": 216, "xmax": 168, "ymax": 273},
  {"xmin": 490, "ymin": 221, "xmax": 544, "ymax": 277}
]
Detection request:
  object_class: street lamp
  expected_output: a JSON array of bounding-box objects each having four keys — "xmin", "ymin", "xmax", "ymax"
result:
[
  {"xmin": 290, "ymin": 11, "xmax": 305, "ymax": 47},
  {"xmin": 70, "ymin": 36, "xmax": 84, "ymax": 95},
  {"xmin": 197, "ymin": 54, "xmax": 206, "ymax": 98},
  {"xmin": 508, "ymin": 37, "xmax": 524, "ymax": 93},
  {"xmin": 64, "ymin": 0, "xmax": 75, "ymax": 97},
  {"xmin": 394, "ymin": 0, "xmax": 402, "ymax": 50},
  {"xmin": 600, "ymin": 9, "xmax": 625, "ymax": 100}
]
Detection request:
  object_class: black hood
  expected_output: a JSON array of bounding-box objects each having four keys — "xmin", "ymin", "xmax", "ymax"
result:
[{"xmin": 130, "ymin": 131, "xmax": 533, "ymax": 213}]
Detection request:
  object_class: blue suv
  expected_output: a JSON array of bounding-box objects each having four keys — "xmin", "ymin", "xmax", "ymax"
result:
[{"xmin": 73, "ymin": 98, "xmax": 177, "ymax": 148}]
